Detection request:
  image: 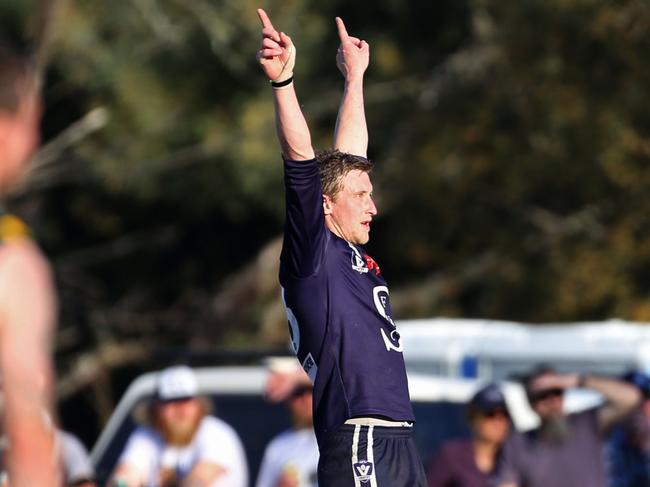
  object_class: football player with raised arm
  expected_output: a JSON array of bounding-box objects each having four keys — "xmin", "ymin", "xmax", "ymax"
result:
[{"xmin": 256, "ymin": 9, "xmax": 427, "ymax": 486}]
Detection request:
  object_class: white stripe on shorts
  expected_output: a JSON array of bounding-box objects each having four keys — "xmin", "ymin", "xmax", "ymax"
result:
[
  {"xmin": 352, "ymin": 424, "xmax": 361, "ymax": 487},
  {"xmin": 367, "ymin": 425, "xmax": 378, "ymax": 487}
]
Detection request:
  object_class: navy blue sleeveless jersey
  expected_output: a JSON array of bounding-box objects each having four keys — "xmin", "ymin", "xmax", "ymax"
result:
[{"xmin": 279, "ymin": 158, "xmax": 414, "ymax": 449}]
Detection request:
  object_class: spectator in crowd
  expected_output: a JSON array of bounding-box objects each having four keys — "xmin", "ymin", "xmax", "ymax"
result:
[
  {"xmin": 427, "ymin": 383, "xmax": 510, "ymax": 487},
  {"xmin": 256, "ymin": 358, "xmax": 319, "ymax": 487},
  {"xmin": 606, "ymin": 371, "xmax": 650, "ymax": 487},
  {"xmin": 0, "ymin": 44, "xmax": 60, "ymax": 485},
  {"xmin": 57, "ymin": 429, "xmax": 96, "ymax": 487},
  {"xmin": 109, "ymin": 365, "xmax": 248, "ymax": 487},
  {"xmin": 493, "ymin": 365, "xmax": 641, "ymax": 487}
]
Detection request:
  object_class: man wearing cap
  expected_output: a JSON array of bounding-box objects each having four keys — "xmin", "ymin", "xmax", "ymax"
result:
[
  {"xmin": 606, "ymin": 371, "xmax": 650, "ymax": 487},
  {"xmin": 493, "ymin": 366, "xmax": 640, "ymax": 487},
  {"xmin": 109, "ymin": 365, "xmax": 248, "ymax": 487},
  {"xmin": 427, "ymin": 383, "xmax": 510, "ymax": 487}
]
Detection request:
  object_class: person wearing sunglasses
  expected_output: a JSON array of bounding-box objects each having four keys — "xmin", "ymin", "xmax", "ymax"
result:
[
  {"xmin": 493, "ymin": 365, "xmax": 640, "ymax": 487},
  {"xmin": 427, "ymin": 384, "xmax": 510, "ymax": 487}
]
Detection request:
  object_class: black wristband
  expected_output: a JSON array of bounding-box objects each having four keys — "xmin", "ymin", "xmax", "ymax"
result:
[{"xmin": 270, "ymin": 76, "xmax": 294, "ymax": 88}]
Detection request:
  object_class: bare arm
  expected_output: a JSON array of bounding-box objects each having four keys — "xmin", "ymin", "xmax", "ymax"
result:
[
  {"xmin": 531, "ymin": 373, "xmax": 641, "ymax": 432},
  {"xmin": 256, "ymin": 9, "xmax": 314, "ymax": 161},
  {"xmin": 333, "ymin": 17, "xmax": 369, "ymax": 158},
  {"xmin": 585, "ymin": 375, "xmax": 641, "ymax": 432},
  {"xmin": 182, "ymin": 461, "xmax": 226, "ymax": 487},
  {"xmin": 0, "ymin": 241, "xmax": 59, "ymax": 486},
  {"xmin": 108, "ymin": 464, "xmax": 146, "ymax": 487}
]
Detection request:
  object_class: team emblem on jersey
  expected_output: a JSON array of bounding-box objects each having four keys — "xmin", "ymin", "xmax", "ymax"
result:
[
  {"xmin": 349, "ymin": 244, "xmax": 369, "ymax": 274},
  {"xmin": 373, "ymin": 286, "xmax": 403, "ymax": 352},
  {"xmin": 353, "ymin": 461, "xmax": 374, "ymax": 483}
]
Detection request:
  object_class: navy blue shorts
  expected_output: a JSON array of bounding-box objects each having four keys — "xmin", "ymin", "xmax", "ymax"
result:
[{"xmin": 317, "ymin": 424, "xmax": 427, "ymax": 487}]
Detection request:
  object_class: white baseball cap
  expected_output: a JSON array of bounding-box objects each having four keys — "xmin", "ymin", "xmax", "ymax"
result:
[{"xmin": 156, "ymin": 365, "xmax": 199, "ymax": 402}]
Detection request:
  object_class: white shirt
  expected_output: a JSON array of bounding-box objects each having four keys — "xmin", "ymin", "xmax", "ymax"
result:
[
  {"xmin": 118, "ymin": 415, "xmax": 248, "ymax": 487},
  {"xmin": 256, "ymin": 428, "xmax": 319, "ymax": 487},
  {"xmin": 58, "ymin": 430, "xmax": 95, "ymax": 484}
]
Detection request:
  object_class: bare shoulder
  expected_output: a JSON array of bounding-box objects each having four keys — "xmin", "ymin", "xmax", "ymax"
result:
[
  {"xmin": 0, "ymin": 238, "xmax": 51, "ymax": 279},
  {"xmin": 0, "ymin": 239, "xmax": 54, "ymax": 307}
]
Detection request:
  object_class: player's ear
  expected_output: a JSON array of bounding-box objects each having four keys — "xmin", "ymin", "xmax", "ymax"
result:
[{"xmin": 323, "ymin": 194, "xmax": 333, "ymax": 215}]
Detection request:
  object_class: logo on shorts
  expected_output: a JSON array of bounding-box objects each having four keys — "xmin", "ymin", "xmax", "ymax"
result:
[{"xmin": 353, "ymin": 461, "xmax": 374, "ymax": 483}]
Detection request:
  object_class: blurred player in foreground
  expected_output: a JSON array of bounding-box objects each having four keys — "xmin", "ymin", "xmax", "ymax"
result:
[{"xmin": 0, "ymin": 44, "xmax": 60, "ymax": 485}]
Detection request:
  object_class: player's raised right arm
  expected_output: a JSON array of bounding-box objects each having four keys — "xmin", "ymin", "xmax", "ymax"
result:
[{"xmin": 256, "ymin": 9, "xmax": 315, "ymax": 161}]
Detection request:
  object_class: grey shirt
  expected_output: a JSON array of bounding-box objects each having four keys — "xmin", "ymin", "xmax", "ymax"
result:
[{"xmin": 493, "ymin": 409, "xmax": 606, "ymax": 487}]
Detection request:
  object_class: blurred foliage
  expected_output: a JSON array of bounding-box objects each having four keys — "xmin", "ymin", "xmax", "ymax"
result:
[{"xmin": 2, "ymin": 0, "xmax": 650, "ymax": 420}]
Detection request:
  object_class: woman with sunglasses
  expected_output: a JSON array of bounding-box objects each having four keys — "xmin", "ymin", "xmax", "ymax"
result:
[{"xmin": 427, "ymin": 384, "xmax": 511, "ymax": 487}]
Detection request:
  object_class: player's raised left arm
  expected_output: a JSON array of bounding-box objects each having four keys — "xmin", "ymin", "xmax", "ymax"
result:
[{"xmin": 333, "ymin": 17, "xmax": 369, "ymax": 158}]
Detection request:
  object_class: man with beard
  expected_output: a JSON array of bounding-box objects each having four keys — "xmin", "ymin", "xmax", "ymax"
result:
[
  {"xmin": 493, "ymin": 365, "xmax": 640, "ymax": 487},
  {"xmin": 109, "ymin": 365, "xmax": 248, "ymax": 487}
]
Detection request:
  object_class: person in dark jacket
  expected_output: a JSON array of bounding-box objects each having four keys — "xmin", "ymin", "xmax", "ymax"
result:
[
  {"xmin": 428, "ymin": 384, "xmax": 510, "ymax": 487},
  {"xmin": 607, "ymin": 371, "xmax": 650, "ymax": 487}
]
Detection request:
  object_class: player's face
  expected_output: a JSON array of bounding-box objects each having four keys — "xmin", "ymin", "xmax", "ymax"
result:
[
  {"xmin": 324, "ymin": 169, "xmax": 377, "ymax": 245},
  {"xmin": 0, "ymin": 92, "xmax": 40, "ymax": 193}
]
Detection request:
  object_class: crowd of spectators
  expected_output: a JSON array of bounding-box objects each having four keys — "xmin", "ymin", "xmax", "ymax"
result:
[
  {"xmin": 2, "ymin": 361, "xmax": 649, "ymax": 486},
  {"xmin": 98, "ymin": 363, "xmax": 650, "ymax": 487}
]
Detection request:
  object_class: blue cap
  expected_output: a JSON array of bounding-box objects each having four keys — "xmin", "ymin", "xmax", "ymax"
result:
[
  {"xmin": 623, "ymin": 371, "xmax": 650, "ymax": 398},
  {"xmin": 468, "ymin": 383, "xmax": 507, "ymax": 412}
]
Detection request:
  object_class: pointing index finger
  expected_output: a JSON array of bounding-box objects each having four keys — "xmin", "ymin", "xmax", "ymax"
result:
[
  {"xmin": 257, "ymin": 8, "xmax": 275, "ymax": 30},
  {"xmin": 336, "ymin": 17, "xmax": 349, "ymax": 41}
]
